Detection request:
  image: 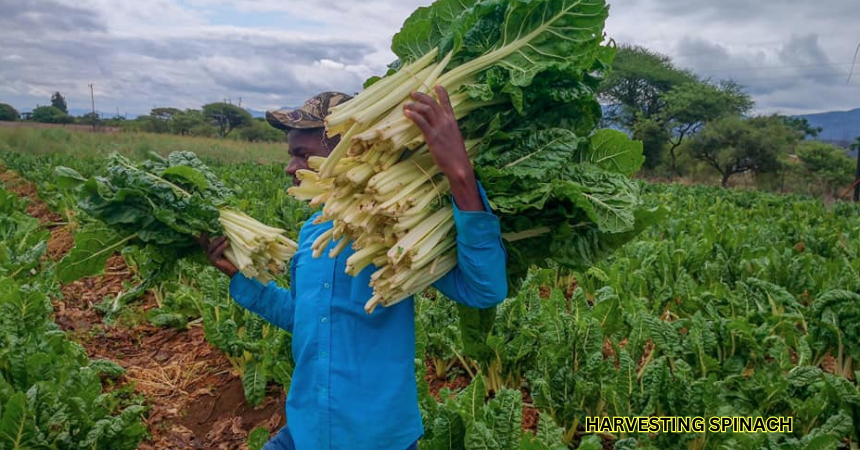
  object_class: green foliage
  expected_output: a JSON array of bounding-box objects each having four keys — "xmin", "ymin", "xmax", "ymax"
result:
[
  {"xmin": 233, "ymin": 118, "xmax": 284, "ymax": 143},
  {"xmin": 77, "ymin": 112, "xmax": 102, "ymax": 127},
  {"xmin": 657, "ymin": 80, "xmax": 753, "ymax": 176},
  {"xmin": 125, "ymin": 107, "xmax": 265, "ymax": 140},
  {"xmin": 418, "ymin": 375, "xmax": 565, "ymax": 450},
  {"xmin": 135, "ymin": 108, "xmax": 212, "ymax": 136},
  {"xmin": 0, "ymin": 127, "xmax": 290, "ymax": 166},
  {"xmin": 4, "ymin": 134, "xmax": 860, "ymax": 449},
  {"xmin": 783, "ymin": 117, "xmax": 823, "ymax": 139},
  {"xmin": 0, "ymin": 103, "xmax": 19, "ymax": 121},
  {"xmin": 0, "ymin": 189, "xmax": 48, "ymax": 279},
  {"xmin": 4, "ymin": 5, "xmax": 860, "ymax": 447},
  {"xmin": 383, "ymin": 0, "xmax": 654, "ymax": 290},
  {"xmin": 474, "ymin": 127, "xmax": 653, "ymax": 281},
  {"xmin": 55, "ymin": 151, "xmax": 234, "ymax": 282},
  {"xmin": 794, "ymin": 141, "xmax": 854, "ymax": 196},
  {"xmin": 202, "ymin": 102, "xmax": 253, "ymax": 137},
  {"xmin": 0, "ymin": 186, "xmax": 146, "ymax": 450},
  {"xmin": 56, "ymin": 227, "xmax": 124, "ymax": 283},
  {"xmin": 150, "ymin": 107, "xmax": 182, "ymax": 121},
  {"xmin": 417, "ymin": 292, "xmax": 471, "ymax": 379},
  {"xmin": 415, "ymin": 182, "xmax": 860, "ymax": 449},
  {"xmin": 31, "ymin": 106, "xmax": 73, "ymax": 124},
  {"xmin": 598, "ymin": 44, "xmax": 697, "ymax": 127},
  {"xmin": 51, "ymin": 92, "xmax": 68, "ymax": 113},
  {"xmin": 632, "ymin": 116, "xmax": 668, "ymax": 169},
  {"xmin": 247, "ymin": 427, "xmax": 271, "ymax": 450},
  {"xmin": 170, "ymin": 109, "xmax": 208, "ymax": 135},
  {"xmin": 688, "ymin": 114, "xmax": 802, "ymax": 187}
]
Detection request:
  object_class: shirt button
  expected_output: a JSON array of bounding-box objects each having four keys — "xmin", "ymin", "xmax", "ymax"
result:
[
  {"xmin": 321, "ymin": 316, "xmax": 327, "ymax": 323},
  {"xmin": 323, "ymin": 282, "xmax": 331, "ymax": 289},
  {"xmin": 319, "ymin": 387, "xmax": 327, "ymax": 395},
  {"xmin": 320, "ymin": 351, "xmax": 328, "ymax": 358}
]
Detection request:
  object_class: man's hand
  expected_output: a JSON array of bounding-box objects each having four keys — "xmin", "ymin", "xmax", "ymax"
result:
[
  {"xmin": 404, "ymin": 86, "xmax": 484, "ymax": 211},
  {"xmin": 198, "ymin": 234, "xmax": 239, "ymax": 278}
]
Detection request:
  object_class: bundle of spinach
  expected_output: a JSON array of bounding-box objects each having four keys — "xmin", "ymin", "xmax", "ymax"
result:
[
  {"xmin": 288, "ymin": 0, "xmax": 665, "ymax": 312},
  {"xmin": 55, "ymin": 151, "xmax": 297, "ymax": 285}
]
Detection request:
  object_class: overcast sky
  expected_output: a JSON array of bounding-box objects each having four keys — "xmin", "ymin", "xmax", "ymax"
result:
[{"xmin": 1, "ymin": 0, "xmax": 858, "ymax": 117}]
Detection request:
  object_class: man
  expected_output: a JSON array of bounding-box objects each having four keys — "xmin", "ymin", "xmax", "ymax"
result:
[{"xmin": 202, "ymin": 87, "xmax": 508, "ymax": 450}]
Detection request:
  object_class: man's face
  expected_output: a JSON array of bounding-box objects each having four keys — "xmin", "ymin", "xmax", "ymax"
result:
[{"xmin": 285, "ymin": 128, "xmax": 334, "ymax": 186}]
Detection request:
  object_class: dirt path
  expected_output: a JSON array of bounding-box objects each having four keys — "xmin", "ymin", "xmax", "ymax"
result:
[{"xmin": 1, "ymin": 167, "xmax": 285, "ymax": 450}]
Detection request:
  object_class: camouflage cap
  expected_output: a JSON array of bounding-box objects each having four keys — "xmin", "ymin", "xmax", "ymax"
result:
[{"xmin": 266, "ymin": 92, "xmax": 353, "ymax": 131}]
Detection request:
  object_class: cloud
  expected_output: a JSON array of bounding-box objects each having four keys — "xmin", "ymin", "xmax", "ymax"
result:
[
  {"xmin": 0, "ymin": 0, "xmax": 106, "ymax": 33},
  {"xmin": 0, "ymin": 0, "xmax": 388, "ymax": 114},
  {"xmin": 605, "ymin": 0, "xmax": 860, "ymax": 114},
  {"xmin": 1, "ymin": 0, "xmax": 858, "ymax": 117}
]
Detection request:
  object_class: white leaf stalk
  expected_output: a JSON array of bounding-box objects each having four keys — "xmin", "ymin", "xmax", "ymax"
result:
[
  {"xmin": 284, "ymin": 0, "xmax": 612, "ymax": 312},
  {"xmin": 218, "ymin": 208, "xmax": 298, "ymax": 283},
  {"xmin": 288, "ymin": 45, "xmax": 507, "ymax": 314}
]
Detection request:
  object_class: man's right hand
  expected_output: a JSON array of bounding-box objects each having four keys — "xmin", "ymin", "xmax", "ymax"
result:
[{"xmin": 199, "ymin": 234, "xmax": 239, "ymax": 278}]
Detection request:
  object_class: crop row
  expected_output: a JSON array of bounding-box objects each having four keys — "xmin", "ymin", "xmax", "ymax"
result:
[{"xmin": 2, "ymin": 150, "xmax": 859, "ymax": 449}]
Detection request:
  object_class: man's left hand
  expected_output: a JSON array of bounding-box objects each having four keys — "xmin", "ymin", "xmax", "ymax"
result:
[{"xmin": 404, "ymin": 86, "xmax": 484, "ymax": 211}]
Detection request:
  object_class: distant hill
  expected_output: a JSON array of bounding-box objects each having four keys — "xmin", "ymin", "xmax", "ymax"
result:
[
  {"xmin": 795, "ymin": 108, "xmax": 860, "ymax": 147},
  {"xmin": 599, "ymin": 104, "xmax": 859, "ymax": 148},
  {"xmin": 246, "ymin": 108, "xmax": 266, "ymax": 119}
]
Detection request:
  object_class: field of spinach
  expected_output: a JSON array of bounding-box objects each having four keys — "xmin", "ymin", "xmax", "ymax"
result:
[
  {"xmin": 0, "ymin": 183, "xmax": 147, "ymax": 449},
  {"xmin": 1, "ymin": 144, "xmax": 859, "ymax": 450}
]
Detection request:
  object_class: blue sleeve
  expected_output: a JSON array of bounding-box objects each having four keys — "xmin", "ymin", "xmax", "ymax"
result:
[
  {"xmin": 431, "ymin": 180, "xmax": 508, "ymax": 309},
  {"xmin": 228, "ymin": 255, "xmax": 297, "ymax": 332}
]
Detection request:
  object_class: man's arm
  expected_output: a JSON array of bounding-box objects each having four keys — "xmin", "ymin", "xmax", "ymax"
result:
[
  {"xmin": 431, "ymin": 181, "xmax": 508, "ymax": 308},
  {"xmin": 404, "ymin": 86, "xmax": 508, "ymax": 308},
  {"xmin": 202, "ymin": 235, "xmax": 297, "ymax": 332}
]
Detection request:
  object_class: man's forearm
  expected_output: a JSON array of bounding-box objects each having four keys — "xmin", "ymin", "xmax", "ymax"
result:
[{"xmin": 447, "ymin": 169, "xmax": 484, "ymax": 211}]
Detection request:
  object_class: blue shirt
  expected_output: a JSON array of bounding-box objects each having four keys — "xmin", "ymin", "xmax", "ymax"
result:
[{"xmin": 228, "ymin": 181, "xmax": 508, "ymax": 450}]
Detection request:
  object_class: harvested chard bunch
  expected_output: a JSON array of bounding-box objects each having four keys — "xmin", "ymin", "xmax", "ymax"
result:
[
  {"xmin": 55, "ymin": 152, "xmax": 297, "ymax": 284},
  {"xmin": 293, "ymin": 0, "xmax": 665, "ymax": 314},
  {"xmin": 289, "ymin": 0, "xmax": 618, "ymax": 313},
  {"xmin": 291, "ymin": 141, "xmax": 480, "ymax": 312},
  {"xmin": 217, "ymin": 209, "xmax": 297, "ymax": 282}
]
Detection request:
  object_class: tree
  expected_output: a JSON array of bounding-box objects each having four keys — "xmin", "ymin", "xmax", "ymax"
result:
[
  {"xmin": 51, "ymin": 92, "xmax": 68, "ymax": 113},
  {"xmin": 188, "ymin": 123, "xmax": 219, "ymax": 138},
  {"xmin": 233, "ymin": 118, "xmax": 285, "ymax": 143},
  {"xmin": 78, "ymin": 112, "xmax": 102, "ymax": 127},
  {"xmin": 852, "ymin": 136, "xmax": 860, "ymax": 152},
  {"xmin": 137, "ymin": 107, "xmax": 185, "ymax": 134},
  {"xmin": 688, "ymin": 115, "xmax": 799, "ymax": 188},
  {"xmin": 631, "ymin": 116, "xmax": 668, "ymax": 169},
  {"xmin": 598, "ymin": 45, "xmax": 697, "ymax": 129},
  {"xmin": 31, "ymin": 106, "xmax": 73, "ymax": 124},
  {"xmin": 170, "ymin": 109, "xmax": 207, "ymax": 135},
  {"xmin": 783, "ymin": 117, "xmax": 822, "ymax": 139},
  {"xmin": 130, "ymin": 115, "xmax": 159, "ymax": 133},
  {"xmin": 151, "ymin": 107, "xmax": 182, "ymax": 122},
  {"xmin": 795, "ymin": 141, "xmax": 854, "ymax": 195},
  {"xmin": 658, "ymin": 80, "xmax": 753, "ymax": 176},
  {"xmin": 202, "ymin": 102, "xmax": 252, "ymax": 137},
  {"xmin": 0, "ymin": 103, "xmax": 19, "ymax": 121}
]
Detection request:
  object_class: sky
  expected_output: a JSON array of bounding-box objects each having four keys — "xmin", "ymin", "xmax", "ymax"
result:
[{"xmin": 1, "ymin": 0, "xmax": 858, "ymax": 117}]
